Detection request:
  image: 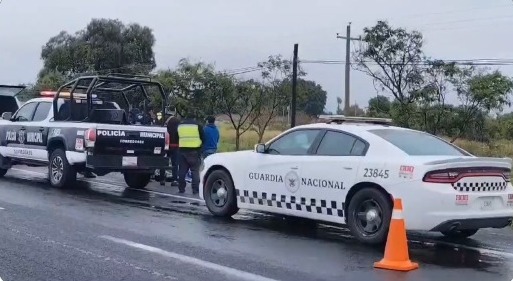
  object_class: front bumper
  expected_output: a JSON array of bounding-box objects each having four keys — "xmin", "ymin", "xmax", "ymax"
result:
[{"xmin": 86, "ymin": 154, "xmax": 170, "ymax": 171}]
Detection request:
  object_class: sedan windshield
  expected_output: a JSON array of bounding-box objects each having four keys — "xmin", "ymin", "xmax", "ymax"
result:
[{"xmin": 368, "ymin": 128, "xmax": 470, "ymax": 156}]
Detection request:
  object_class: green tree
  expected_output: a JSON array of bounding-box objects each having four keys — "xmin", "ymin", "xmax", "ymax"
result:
[
  {"xmin": 39, "ymin": 18, "xmax": 156, "ymax": 80},
  {"xmin": 250, "ymin": 55, "xmax": 295, "ymax": 142},
  {"xmin": 449, "ymin": 67, "xmax": 513, "ymax": 142},
  {"xmin": 415, "ymin": 60, "xmax": 458, "ymax": 134},
  {"xmin": 217, "ymin": 79, "xmax": 263, "ymax": 150},
  {"xmin": 367, "ymin": 95, "xmax": 391, "ymax": 117},
  {"xmin": 354, "ymin": 21, "xmax": 424, "ymax": 126},
  {"xmin": 336, "ymin": 97, "xmax": 343, "ymax": 114}
]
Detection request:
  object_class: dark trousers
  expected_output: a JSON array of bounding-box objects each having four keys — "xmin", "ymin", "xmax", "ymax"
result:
[
  {"xmin": 178, "ymin": 149, "xmax": 201, "ymax": 193},
  {"xmin": 159, "ymin": 147, "xmax": 179, "ymax": 182}
]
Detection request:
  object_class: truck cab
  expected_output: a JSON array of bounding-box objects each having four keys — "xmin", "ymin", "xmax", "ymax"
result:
[{"xmin": 0, "ymin": 75, "xmax": 172, "ymax": 190}]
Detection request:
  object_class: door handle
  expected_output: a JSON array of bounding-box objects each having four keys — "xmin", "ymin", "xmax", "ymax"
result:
[
  {"xmin": 20, "ymin": 126, "xmax": 26, "ymax": 130},
  {"xmin": 39, "ymin": 127, "xmax": 45, "ymax": 131},
  {"xmin": 291, "ymin": 166, "xmax": 298, "ymax": 170}
]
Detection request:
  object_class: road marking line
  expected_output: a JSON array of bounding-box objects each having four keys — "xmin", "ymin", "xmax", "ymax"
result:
[
  {"xmin": 100, "ymin": 235, "xmax": 279, "ymax": 281},
  {"xmin": 0, "ymin": 207, "xmax": 4, "ymax": 210}
]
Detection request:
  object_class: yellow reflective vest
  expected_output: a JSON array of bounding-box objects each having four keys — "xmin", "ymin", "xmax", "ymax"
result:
[{"xmin": 177, "ymin": 123, "xmax": 202, "ymax": 148}]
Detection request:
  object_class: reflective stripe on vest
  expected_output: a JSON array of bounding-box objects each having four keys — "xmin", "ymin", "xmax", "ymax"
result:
[{"xmin": 178, "ymin": 124, "xmax": 202, "ymax": 148}]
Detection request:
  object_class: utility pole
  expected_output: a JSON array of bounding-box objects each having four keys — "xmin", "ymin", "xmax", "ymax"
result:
[
  {"xmin": 291, "ymin": 43, "xmax": 298, "ymax": 128},
  {"xmin": 337, "ymin": 22, "xmax": 362, "ymax": 114}
]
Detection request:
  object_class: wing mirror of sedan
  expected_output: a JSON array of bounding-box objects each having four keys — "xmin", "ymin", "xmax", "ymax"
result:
[
  {"xmin": 255, "ymin": 143, "xmax": 266, "ymax": 153},
  {"xmin": 1, "ymin": 112, "xmax": 12, "ymax": 120}
]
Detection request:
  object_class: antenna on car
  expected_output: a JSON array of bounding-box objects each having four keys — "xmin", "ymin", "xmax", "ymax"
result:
[{"xmin": 318, "ymin": 115, "xmax": 393, "ymax": 125}]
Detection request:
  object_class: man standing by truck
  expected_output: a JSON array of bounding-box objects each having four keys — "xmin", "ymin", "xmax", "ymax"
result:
[
  {"xmin": 202, "ymin": 115, "xmax": 219, "ymax": 158},
  {"xmin": 177, "ymin": 111, "xmax": 205, "ymax": 194},
  {"xmin": 160, "ymin": 113, "xmax": 180, "ymax": 186}
]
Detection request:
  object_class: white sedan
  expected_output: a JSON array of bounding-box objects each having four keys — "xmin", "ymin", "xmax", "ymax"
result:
[{"xmin": 199, "ymin": 116, "xmax": 513, "ymax": 244}]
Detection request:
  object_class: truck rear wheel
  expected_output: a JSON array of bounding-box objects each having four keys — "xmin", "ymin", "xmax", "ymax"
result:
[
  {"xmin": 49, "ymin": 149, "xmax": 77, "ymax": 188},
  {"xmin": 124, "ymin": 173, "xmax": 151, "ymax": 190}
]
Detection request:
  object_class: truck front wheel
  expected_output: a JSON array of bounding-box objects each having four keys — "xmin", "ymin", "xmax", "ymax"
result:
[
  {"xmin": 49, "ymin": 149, "xmax": 77, "ymax": 188},
  {"xmin": 124, "ymin": 173, "xmax": 151, "ymax": 190}
]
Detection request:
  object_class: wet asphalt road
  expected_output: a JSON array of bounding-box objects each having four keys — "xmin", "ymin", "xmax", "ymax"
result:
[{"xmin": 0, "ymin": 167, "xmax": 512, "ymax": 281}]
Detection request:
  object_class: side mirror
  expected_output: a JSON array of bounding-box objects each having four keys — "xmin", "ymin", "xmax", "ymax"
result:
[
  {"xmin": 2, "ymin": 112, "xmax": 12, "ymax": 120},
  {"xmin": 255, "ymin": 143, "xmax": 266, "ymax": 153}
]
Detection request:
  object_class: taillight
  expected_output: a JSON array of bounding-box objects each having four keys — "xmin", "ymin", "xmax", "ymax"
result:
[
  {"xmin": 164, "ymin": 132, "xmax": 170, "ymax": 150},
  {"xmin": 423, "ymin": 171, "xmax": 460, "ymax": 183},
  {"xmin": 85, "ymin": 128, "xmax": 96, "ymax": 148},
  {"xmin": 423, "ymin": 167, "xmax": 511, "ymax": 183}
]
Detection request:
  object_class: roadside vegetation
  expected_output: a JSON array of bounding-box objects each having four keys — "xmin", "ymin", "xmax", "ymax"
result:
[{"xmin": 16, "ymin": 18, "xmax": 513, "ymax": 160}]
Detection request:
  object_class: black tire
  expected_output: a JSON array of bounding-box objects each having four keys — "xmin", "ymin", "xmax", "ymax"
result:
[
  {"xmin": 346, "ymin": 187, "xmax": 393, "ymax": 245},
  {"xmin": 441, "ymin": 229, "xmax": 479, "ymax": 239},
  {"xmin": 204, "ymin": 169, "xmax": 238, "ymax": 217},
  {"xmin": 48, "ymin": 149, "xmax": 77, "ymax": 188},
  {"xmin": 0, "ymin": 168, "xmax": 7, "ymax": 178},
  {"xmin": 124, "ymin": 173, "xmax": 151, "ymax": 189}
]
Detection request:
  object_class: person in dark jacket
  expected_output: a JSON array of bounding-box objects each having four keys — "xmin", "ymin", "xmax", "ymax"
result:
[
  {"xmin": 177, "ymin": 112, "xmax": 205, "ymax": 194},
  {"xmin": 202, "ymin": 116, "xmax": 220, "ymax": 158},
  {"xmin": 159, "ymin": 114, "xmax": 180, "ymax": 186}
]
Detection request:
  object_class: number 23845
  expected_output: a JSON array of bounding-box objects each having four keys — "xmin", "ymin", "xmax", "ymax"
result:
[{"xmin": 363, "ymin": 168, "xmax": 389, "ymax": 179}]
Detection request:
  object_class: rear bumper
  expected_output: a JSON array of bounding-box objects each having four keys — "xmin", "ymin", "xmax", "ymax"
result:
[
  {"xmin": 430, "ymin": 217, "xmax": 513, "ymax": 232},
  {"xmin": 86, "ymin": 154, "xmax": 170, "ymax": 171},
  {"xmin": 390, "ymin": 180, "xmax": 513, "ymax": 231}
]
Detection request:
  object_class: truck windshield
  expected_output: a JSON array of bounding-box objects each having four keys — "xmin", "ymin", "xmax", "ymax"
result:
[{"xmin": 368, "ymin": 128, "xmax": 470, "ymax": 156}]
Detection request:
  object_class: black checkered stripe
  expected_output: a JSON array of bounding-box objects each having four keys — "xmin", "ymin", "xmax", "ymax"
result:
[
  {"xmin": 236, "ymin": 189, "xmax": 345, "ymax": 217},
  {"xmin": 452, "ymin": 181, "xmax": 508, "ymax": 192}
]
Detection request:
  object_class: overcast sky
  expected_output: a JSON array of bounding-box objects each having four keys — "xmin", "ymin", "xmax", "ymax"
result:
[{"xmin": 1, "ymin": 0, "xmax": 512, "ymax": 112}]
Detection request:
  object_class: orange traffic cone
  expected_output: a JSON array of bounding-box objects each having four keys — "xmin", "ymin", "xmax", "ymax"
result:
[{"xmin": 374, "ymin": 198, "xmax": 419, "ymax": 271}]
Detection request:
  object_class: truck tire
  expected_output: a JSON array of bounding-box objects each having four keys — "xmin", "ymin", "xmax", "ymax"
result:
[
  {"xmin": 0, "ymin": 155, "xmax": 10, "ymax": 178},
  {"xmin": 49, "ymin": 149, "xmax": 77, "ymax": 188},
  {"xmin": 124, "ymin": 173, "xmax": 151, "ymax": 190},
  {"xmin": 204, "ymin": 169, "xmax": 238, "ymax": 217},
  {"xmin": 346, "ymin": 187, "xmax": 392, "ymax": 245}
]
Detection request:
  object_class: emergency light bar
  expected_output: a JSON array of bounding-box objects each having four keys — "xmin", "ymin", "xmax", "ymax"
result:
[
  {"xmin": 318, "ymin": 115, "xmax": 393, "ymax": 125},
  {"xmin": 40, "ymin": 91, "xmax": 97, "ymax": 99}
]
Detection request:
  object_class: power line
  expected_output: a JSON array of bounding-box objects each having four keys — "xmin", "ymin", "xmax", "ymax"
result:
[{"xmin": 300, "ymin": 59, "xmax": 513, "ymax": 66}]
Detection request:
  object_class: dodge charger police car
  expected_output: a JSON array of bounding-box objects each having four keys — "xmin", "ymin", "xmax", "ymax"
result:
[
  {"xmin": 0, "ymin": 75, "xmax": 171, "ymax": 190},
  {"xmin": 199, "ymin": 115, "xmax": 513, "ymax": 244}
]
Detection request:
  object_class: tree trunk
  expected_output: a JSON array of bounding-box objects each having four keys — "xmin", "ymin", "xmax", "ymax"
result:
[
  {"xmin": 235, "ymin": 129, "xmax": 241, "ymax": 151},
  {"xmin": 257, "ymin": 130, "xmax": 265, "ymax": 143}
]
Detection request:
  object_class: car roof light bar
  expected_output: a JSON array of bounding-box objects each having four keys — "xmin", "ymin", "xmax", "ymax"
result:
[{"xmin": 318, "ymin": 115, "xmax": 393, "ymax": 125}]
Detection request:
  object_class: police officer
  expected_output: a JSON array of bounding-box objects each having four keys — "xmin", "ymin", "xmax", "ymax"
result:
[{"xmin": 177, "ymin": 110, "xmax": 205, "ymax": 194}]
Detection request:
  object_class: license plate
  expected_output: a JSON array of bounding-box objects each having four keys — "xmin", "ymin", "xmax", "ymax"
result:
[
  {"xmin": 122, "ymin": 156, "xmax": 137, "ymax": 166},
  {"xmin": 480, "ymin": 199, "xmax": 494, "ymax": 210}
]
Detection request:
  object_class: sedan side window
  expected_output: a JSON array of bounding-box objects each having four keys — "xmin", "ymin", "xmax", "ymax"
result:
[
  {"xmin": 316, "ymin": 131, "xmax": 367, "ymax": 156},
  {"xmin": 12, "ymin": 102, "xmax": 37, "ymax": 122},
  {"xmin": 267, "ymin": 129, "xmax": 321, "ymax": 155}
]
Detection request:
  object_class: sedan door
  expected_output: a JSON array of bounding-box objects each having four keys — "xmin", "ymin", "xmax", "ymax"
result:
[
  {"xmin": 240, "ymin": 128, "xmax": 323, "ymax": 216},
  {"xmin": 299, "ymin": 130, "xmax": 369, "ymax": 224}
]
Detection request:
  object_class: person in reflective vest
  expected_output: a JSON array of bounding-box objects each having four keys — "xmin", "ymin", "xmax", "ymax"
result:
[{"xmin": 177, "ymin": 113, "xmax": 205, "ymax": 194}]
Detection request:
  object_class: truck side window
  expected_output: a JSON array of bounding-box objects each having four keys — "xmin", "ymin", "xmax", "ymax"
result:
[
  {"xmin": 32, "ymin": 102, "xmax": 52, "ymax": 121},
  {"xmin": 13, "ymin": 102, "xmax": 37, "ymax": 122}
]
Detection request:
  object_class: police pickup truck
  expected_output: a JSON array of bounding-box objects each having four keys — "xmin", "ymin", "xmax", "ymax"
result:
[{"xmin": 0, "ymin": 75, "xmax": 170, "ymax": 189}]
